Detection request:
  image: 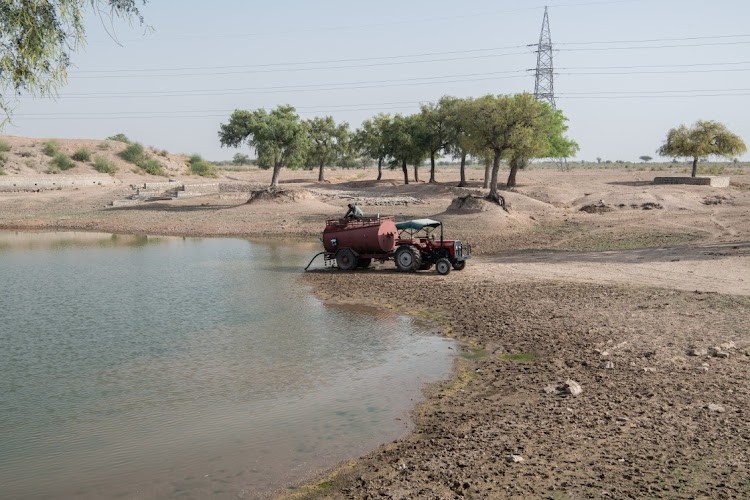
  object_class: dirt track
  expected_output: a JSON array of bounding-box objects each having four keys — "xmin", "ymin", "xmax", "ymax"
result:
[{"xmin": 2, "ymin": 139, "xmax": 750, "ymax": 499}]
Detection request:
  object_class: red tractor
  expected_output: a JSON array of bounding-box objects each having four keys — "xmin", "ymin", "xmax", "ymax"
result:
[{"xmin": 316, "ymin": 216, "xmax": 470, "ymax": 275}]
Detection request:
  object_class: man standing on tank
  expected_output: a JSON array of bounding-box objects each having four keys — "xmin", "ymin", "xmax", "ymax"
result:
[{"xmin": 344, "ymin": 203, "xmax": 363, "ymax": 219}]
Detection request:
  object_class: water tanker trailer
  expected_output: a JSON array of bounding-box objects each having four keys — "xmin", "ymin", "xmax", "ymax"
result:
[{"xmin": 307, "ymin": 216, "xmax": 471, "ymax": 275}]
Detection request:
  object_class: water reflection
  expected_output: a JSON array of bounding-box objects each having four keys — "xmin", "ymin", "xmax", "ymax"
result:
[{"xmin": 0, "ymin": 231, "xmax": 456, "ymax": 499}]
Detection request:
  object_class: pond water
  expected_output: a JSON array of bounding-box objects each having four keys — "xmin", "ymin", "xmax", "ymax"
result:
[{"xmin": 0, "ymin": 231, "xmax": 457, "ymax": 499}]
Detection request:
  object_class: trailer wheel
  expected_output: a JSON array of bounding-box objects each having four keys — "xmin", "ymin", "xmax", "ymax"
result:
[
  {"xmin": 436, "ymin": 258, "xmax": 451, "ymax": 275},
  {"xmin": 356, "ymin": 258, "xmax": 372, "ymax": 268},
  {"xmin": 395, "ymin": 245, "xmax": 421, "ymax": 272},
  {"xmin": 452, "ymin": 260, "xmax": 466, "ymax": 271},
  {"xmin": 336, "ymin": 248, "xmax": 357, "ymax": 271}
]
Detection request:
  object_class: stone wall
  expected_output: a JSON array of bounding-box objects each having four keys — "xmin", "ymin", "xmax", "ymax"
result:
[
  {"xmin": 653, "ymin": 176, "xmax": 730, "ymax": 188},
  {"xmin": 0, "ymin": 176, "xmax": 119, "ymax": 192}
]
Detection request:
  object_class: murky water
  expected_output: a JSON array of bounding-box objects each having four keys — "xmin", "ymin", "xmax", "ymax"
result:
[{"xmin": 0, "ymin": 231, "xmax": 456, "ymax": 499}]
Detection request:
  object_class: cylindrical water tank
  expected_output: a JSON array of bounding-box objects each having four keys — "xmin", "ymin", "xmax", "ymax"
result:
[{"xmin": 323, "ymin": 218, "xmax": 398, "ymax": 255}]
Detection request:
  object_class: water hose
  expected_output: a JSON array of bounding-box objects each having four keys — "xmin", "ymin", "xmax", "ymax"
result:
[{"xmin": 304, "ymin": 252, "xmax": 325, "ymax": 271}]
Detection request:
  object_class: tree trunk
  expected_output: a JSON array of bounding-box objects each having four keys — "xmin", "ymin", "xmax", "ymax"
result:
[
  {"xmin": 489, "ymin": 153, "xmax": 501, "ymax": 198},
  {"xmin": 401, "ymin": 159, "xmax": 409, "ymax": 184},
  {"xmin": 691, "ymin": 156, "xmax": 698, "ymax": 177},
  {"xmin": 457, "ymin": 152, "xmax": 467, "ymax": 187},
  {"xmin": 413, "ymin": 163, "xmax": 419, "ymax": 182},
  {"xmin": 318, "ymin": 162, "xmax": 325, "ymax": 182},
  {"xmin": 429, "ymin": 152, "xmax": 436, "ymax": 183},
  {"xmin": 507, "ymin": 159, "xmax": 519, "ymax": 187},
  {"xmin": 377, "ymin": 158, "xmax": 382, "ymax": 180},
  {"xmin": 483, "ymin": 157, "xmax": 491, "ymax": 189},
  {"xmin": 270, "ymin": 163, "xmax": 282, "ymax": 187}
]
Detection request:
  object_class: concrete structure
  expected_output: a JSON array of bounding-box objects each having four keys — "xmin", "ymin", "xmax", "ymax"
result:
[
  {"xmin": 653, "ymin": 176, "xmax": 730, "ymax": 188},
  {"xmin": 0, "ymin": 176, "xmax": 119, "ymax": 192}
]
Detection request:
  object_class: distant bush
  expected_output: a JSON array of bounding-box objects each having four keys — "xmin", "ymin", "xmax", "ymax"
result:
[
  {"xmin": 107, "ymin": 133, "xmax": 131, "ymax": 144},
  {"xmin": 20, "ymin": 150, "xmax": 32, "ymax": 157},
  {"xmin": 97, "ymin": 142, "xmax": 110, "ymax": 150},
  {"xmin": 43, "ymin": 140, "xmax": 59, "ymax": 156},
  {"xmin": 0, "ymin": 168, "xmax": 6, "ymax": 175},
  {"xmin": 159, "ymin": 149, "xmax": 168, "ymax": 157},
  {"xmin": 51, "ymin": 152, "xmax": 75, "ymax": 171},
  {"xmin": 72, "ymin": 147, "xmax": 92, "ymax": 162},
  {"xmin": 0, "ymin": 140, "xmax": 11, "ymax": 152},
  {"xmin": 188, "ymin": 154, "xmax": 217, "ymax": 177},
  {"xmin": 142, "ymin": 158, "xmax": 167, "ymax": 176},
  {"xmin": 93, "ymin": 155, "xmax": 117, "ymax": 174},
  {"xmin": 119, "ymin": 142, "xmax": 146, "ymax": 165},
  {"xmin": 233, "ymin": 152, "xmax": 250, "ymax": 165}
]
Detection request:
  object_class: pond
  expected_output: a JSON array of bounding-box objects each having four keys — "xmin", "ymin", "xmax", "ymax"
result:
[{"xmin": 0, "ymin": 231, "xmax": 457, "ymax": 499}]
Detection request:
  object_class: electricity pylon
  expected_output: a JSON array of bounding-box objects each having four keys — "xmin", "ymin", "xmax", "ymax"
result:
[{"xmin": 532, "ymin": 6, "xmax": 568, "ymax": 170}]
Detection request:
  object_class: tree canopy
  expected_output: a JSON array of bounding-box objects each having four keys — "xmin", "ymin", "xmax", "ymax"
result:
[
  {"xmin": 657, "ymin": 120, "xmax": 747, "ymax": 177},
  {"xmin": 304, "ymin": 116, "xmax": 349, "ymax": 182},
  {"xmin": 353, "ymin": 113, "xmax": 392, "ymax": 180},
  {"xmin": 0, "ymin": 0, "xmax": 147, "ymax": 126},
  {"xmin": 218, "ymin": 105, "xmax": 307, "ymax": 187}
]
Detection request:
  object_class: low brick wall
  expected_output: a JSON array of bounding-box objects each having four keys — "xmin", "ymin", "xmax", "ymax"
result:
[
  {"xmin": 653, "ymin": 176, "xmax": 730, "ymax": 187},
  {"xmin": 0, "ymin": 176, "xmax": 119, "ymax": 192}
]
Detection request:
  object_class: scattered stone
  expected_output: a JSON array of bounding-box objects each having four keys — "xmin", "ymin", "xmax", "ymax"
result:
[
  {"xmin": 563, "ymin": 379, "xmax": 583, "ymax": 396},
  {"xmin": 504, "ymin": 455, "xmax": 525, "ymax": 463},
  {"xmin": 719, "ymin": 341, "xmax": 736, "ymax": 351},
  {"xmin": 599, "ymin": 361, "xmax": 615, "ymax": 369},
  {"xmin": 643, "ymin": 367, "xmax": 656, "ymax": 373},
  {"xmin": 543, "ymin": 385, "xmax": 558, "ymax": 394},
  {"xmin": 594, "ymin": 349, "xmax": 610, "ymax": 357},
  {"xmin": 707, "ymin": 403, "xmax": 726, "ymax": 413},
  {"xmin": 709, "ymin": 347, "xmax": 730, "ymax": 358},
  {"xmin": 616, "ymin": 416, "xmax": 630, "ymax": 422},
  {"xmin": 641, "ymin": 202, "xmax": 663, "ymax": 210}
]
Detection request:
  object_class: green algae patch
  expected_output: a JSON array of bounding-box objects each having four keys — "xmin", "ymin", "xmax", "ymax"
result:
[{"xmin": 500, "ymin": 353, "xmax": 536, "ymax": 362}]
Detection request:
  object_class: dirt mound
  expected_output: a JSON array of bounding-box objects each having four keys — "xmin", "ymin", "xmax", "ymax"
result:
[
  {"xmin": 246, "ymin": 187, "xmax": 313, "ymax": 204},
  {"xmin": 447, "ymin": 194, "xmax": 504, "ymax": 213}
]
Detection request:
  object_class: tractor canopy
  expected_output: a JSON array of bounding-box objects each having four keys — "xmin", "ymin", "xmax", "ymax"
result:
[{"xmin": 395, "ymin": 219, "xmax": 442, "ymax": 240}]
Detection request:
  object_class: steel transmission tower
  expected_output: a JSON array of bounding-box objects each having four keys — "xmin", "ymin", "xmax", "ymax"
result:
[
  {"xmin": 532, "ymin": 7, "xmax": 568, "ymax": 169},
  {"xmin": 533, "ymin": 6, "xmax": 556, "ymax": 109}
]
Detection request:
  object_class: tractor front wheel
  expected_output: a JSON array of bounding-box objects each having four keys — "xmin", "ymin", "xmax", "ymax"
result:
[
  {"xmin": 336, "ymin": 248, "xmax": 357, "ymax": 271},
  {"xmin": 436, "ymin": 258, "xmax": 452, "ymax": 275},
  {"xmin": 395, "ymin": 245, "xmax": 422, "ymax": 272},
  {"xmin": 452, "ymin": 260, "xmax": 466, "ymax": 271}
]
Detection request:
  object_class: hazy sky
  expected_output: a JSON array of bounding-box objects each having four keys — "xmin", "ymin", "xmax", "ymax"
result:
[{"xmin": 6, "ymin": 0, "xmax": 750, "ymax": 162}]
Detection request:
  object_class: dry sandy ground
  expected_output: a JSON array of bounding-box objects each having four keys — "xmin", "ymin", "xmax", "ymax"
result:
[{"xmin": 2, "ymin": 136, "xmax": 750, "ymax": 499}]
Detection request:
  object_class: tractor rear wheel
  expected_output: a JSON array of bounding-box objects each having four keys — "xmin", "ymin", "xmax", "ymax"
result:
[
  {"xmin": 436, "ymin": 258, "xmax": 451, "ymax": 275},
  {"xmin": 394, "ymin": 245, "xmax": 422, "ymax": 272},
  {"xmin": 356, "ymin": 258, "xmax": 372, "ymax": 268},
  {"xmin": 452, "ymin": 260, "xmax": 466, "ymax": 271},
  {"xmin": 336, "ymin": 248, "xmax": 357, "ymax": 271}
]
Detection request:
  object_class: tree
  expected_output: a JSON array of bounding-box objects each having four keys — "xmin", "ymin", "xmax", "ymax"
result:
[
  {"xmin": 639, "ymin": 155, "xmax": 653, "ymax": 162},
  {"xmin": 657, "ymin": 120, "xmax": 747, "ymax": 177},
  {"xmin": 304, "ymin": 116, "xmax": 349, "ymax": 182},
  {"xmin": 0, "ymin": 1, "xmax": 147, "ymax": 126},
  {"xmin": 353, "ymin": 114, "xmax": 391, "ymax": 180},
  {"xmin": 233, "ymin": 152, "xmax": 250, "ymax": 165},
  {"xmin": 218, "ymin": 105, "xmax": 307, "ymax": 187},
  {"xmin": 383, "ymin": 114, "xmax": 425, "ymax": 185},
  {"xmin": 443, "ymin": 97, "xmax": 475, "ymax": 187},
  {"xmin": 420, "ymin": 96, "xmax": 458, "ymax": 183}
]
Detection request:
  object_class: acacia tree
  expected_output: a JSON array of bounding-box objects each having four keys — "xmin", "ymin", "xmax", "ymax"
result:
[
  {"xmin": 0, "ymin": 1, "xmax": 147, "ymax": 126},
  {"xmin": 218, "ymin": 105, "xmax": 307, "ymax": 187},
  {"xmin": 304, "ymin": 116, "xmax": 349, "ymax": 182},
  {"xmin": 420, "ymin": 96, "xmax": 458, "ymax": 183},
  {"xmin": 657, "ymin": 120, "xmax": 746, "ymax": 177},
  {"xmin": 383, "ymin": 114, "xmax": 424, "ymax": 185},
  {"xmin": 443, "ymin": 97, "xmax": 478, "ymax": 187},
  {"xmin": 353, "ymin": 114, "xmax": 391, "ymax": 180}
]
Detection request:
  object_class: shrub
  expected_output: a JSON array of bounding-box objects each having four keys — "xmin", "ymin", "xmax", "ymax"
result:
[
  {"xmin": 142, "ymin": 158, "xmax": 167, "ymax": 176},
  {"xmin": 188, "ymin": 154, "xmax": 217, "ymax": 177},
  {"xmin": 93, "ymin": 155, "xmax": 117, "ymax": 174},
  {"xmin": 43, "ymin": 140, "xmax": 59, "ymax": 156},
  {"xmin": 119, "ymin": 142, "xmax": 146, "ymax": 165},
  {"xmin": 20, "ymin": 150, "xmax": 32, "ymax": 157},
  {"xmin": 51, "ymin": 152, "xmax": 75, "ymax": 171},
  {"xmin": 107, "ymin": 133, "xmax": 131, "ymax": 143},
  {"xmin": 159, "ymin": 149, "xmax": 168, "ymax": 157},
  {"xmin": 72, "ymin": 147, "xmax": 92, "ymax": 162},
  {"xmin": 0, "ymin": 168, "xmax": 6, "ymax": 175},
  {"xmin": 0, "ymin": 139, "xmax": 11, "ymax": 152},
  {"xmin": 98, "ymin": 142, "xmax": 110, "ymax": 150}
]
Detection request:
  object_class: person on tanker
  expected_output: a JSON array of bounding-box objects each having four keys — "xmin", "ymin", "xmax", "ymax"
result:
[{"xmin": 344, "ymin": 203, "xmax": 363, "ymax": 219}]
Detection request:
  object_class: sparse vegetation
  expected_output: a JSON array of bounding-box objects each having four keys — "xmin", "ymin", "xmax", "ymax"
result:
[
  {"xmin": 159, "ymin": 149, "xmax": 168, "ymax": 157},
  {"xmin": 50, "ymin": 152, "xmax": 74, "ymax": 171},
  {"xmin": 107, "ymin": 133, "xmax": 131, "ymax": 144},
  {"xmin": 93, "ymin": 155, "xmax": 117, "ymax": 174},
  {"xmin": 97, "ymin": 142, "xmax": 110, "ymax": 150},
  {"xmin": 43, "ymin": 140, "xmax": 59, "ymax": 156},
  {"xmin": 0, "ymin": 139, "xmax": 11, "ymax": 152},
  {"xmin": 119, "ymin": 142, "xmax": 146, "ymax": 165},
  {"xmin": 71, "ymin": 147, "xmax": 91, "ymax": 162},
  {"xmin": 20, "ymin": 150, "xmax": 32, "ymax": 157},
  {"xmin": 188, "ymin": 154, "xmax": 217, "ymax": 177},
  {"xmin": 142, "ymin": 158, "xmax": 167, "ymax": 176}
]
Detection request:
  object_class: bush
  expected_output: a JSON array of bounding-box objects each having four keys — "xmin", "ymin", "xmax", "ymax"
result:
[
  {"xmin": 93, "ymin": 155, "xmax": 117, "ymax": 174},
  {"xmin": 188, "ymin": 154, "xmax": 217, "ymax": 177},
  {"xmin": 98, "ymin": 142, "xmax": 110, "ymax": 150},
  {"xmin": 142, "ymin": 158, "xmax": 167, "ymax": 176},
  {"xmin": 159, "ymin": 149, "xmax": 168, "ymax": 157},
  {"xmin": 119, "ymin": 142, "xmax": 146, "ymax": 165},
  {"xmin": 20, "ymin": 150, "xmax": 32, "ymax": 157},
  {"xmin": 43, "ymin": 140, "xmax": 59, "ymax": 156},
  {"xmin": 72, "ymin": 147, "xmax": 92, "ymax": 162},
  {"xmin": 51, "ymin": 152, "xmax": 75, "ymax": 171},
  {"xmin": 107, "ymin": 133, "xmax": 131, "ymax": 143},
  {"xmin": 0, "ymin": 139, "xmax": 11, "ymax": 152}
]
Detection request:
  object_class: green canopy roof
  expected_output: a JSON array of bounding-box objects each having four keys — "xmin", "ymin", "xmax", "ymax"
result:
[{"xmin": 395, "ymin": 219, "xmax": 441, "ymax": 231}]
